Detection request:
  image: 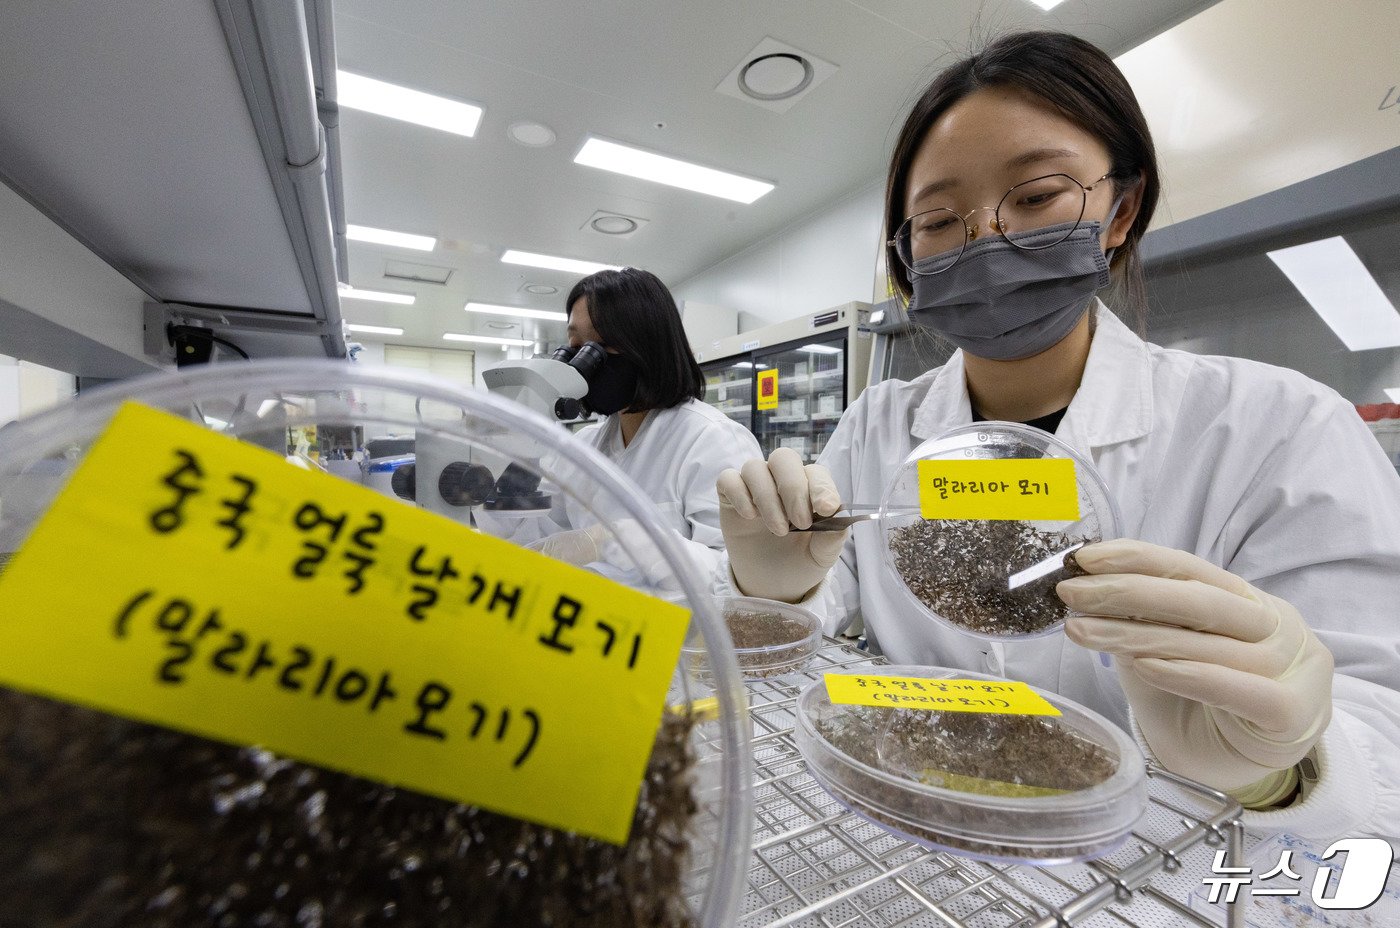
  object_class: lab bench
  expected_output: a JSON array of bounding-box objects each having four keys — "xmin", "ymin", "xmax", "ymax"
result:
[{"xmin": 716, "ymin": 636, "xmax": 1265, "ymax": 928}]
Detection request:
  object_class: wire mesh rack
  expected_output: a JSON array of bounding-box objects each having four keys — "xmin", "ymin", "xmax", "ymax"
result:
[{"xmin": 735, "ymin": 637, "xmax": 1248, "ymax": 928}]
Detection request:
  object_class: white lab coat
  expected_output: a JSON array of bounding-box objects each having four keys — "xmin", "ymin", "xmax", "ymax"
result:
[
  {"xmin": 740, "ymin": 302, "xmax": 1400, "ymax": 841},
  {"xmin": 485, "ymin": 398, "xmax": 761, "ymax": 586}
]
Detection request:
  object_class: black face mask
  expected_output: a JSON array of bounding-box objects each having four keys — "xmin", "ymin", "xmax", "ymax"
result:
[{"xmin": 584, "ymin": 352, "xmax": 640, "ymax": 415}]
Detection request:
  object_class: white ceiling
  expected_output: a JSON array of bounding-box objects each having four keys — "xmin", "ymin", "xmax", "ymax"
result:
[{"xmin": 331, "ymin": 0, "xmax": 1221, "ymax": 353}]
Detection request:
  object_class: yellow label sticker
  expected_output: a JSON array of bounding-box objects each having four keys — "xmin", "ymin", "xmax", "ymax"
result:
[
  {"xmin": 919, "ymin": 769, "xmax": 1068, "ymax": 798},
  {"xmin": 0, "ymin": 402, "xmax": 690, "ymax": 845},
  {"xmin": 916, "ymin": 458, "xmax": 1079, "ymax": 521},
  {"xmin": 824, "ymin": 674, "xmax": 1061, "ymax": 716},
  {"xmin": 756, "ymin": 368, "xmax": 779, "ymax": 411}
]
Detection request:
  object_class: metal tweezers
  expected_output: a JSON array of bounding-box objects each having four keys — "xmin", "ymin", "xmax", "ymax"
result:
[{"xmin": 797, "ymin": 504, "xmax": 919, "ymax": 532}]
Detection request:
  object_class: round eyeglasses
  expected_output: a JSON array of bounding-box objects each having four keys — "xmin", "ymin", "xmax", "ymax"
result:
[{"xmin": 890, "ymin": 171, "xmax": 1115, "ymax": 276}]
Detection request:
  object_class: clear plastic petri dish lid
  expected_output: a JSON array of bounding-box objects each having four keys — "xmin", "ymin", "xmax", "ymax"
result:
[
  {"xmin": 795, "ymin": 666, "xmax": 1147, "ymax": 866},
  {"xmin": 878, "ymin": 421, "xmax": 1121, "ymax": 641},
  {"xmin": 682, "ymin": 595, "xmax": 822, "ymax": 680},
  {"xmin": 0, "ymin": 359, "xmax": 751, "ymax": 928}
]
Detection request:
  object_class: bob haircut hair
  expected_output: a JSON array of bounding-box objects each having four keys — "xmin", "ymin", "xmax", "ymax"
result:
[
  {"xmin": 566, "ymin": 267, "xmax": 705, "ymax": 411},
  {"xmin": 884, "ymin": 31, "xmax": 1160, "ymax": 329}
]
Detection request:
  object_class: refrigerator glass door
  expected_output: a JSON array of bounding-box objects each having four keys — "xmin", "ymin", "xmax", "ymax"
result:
[
  {"xmin": 753, "ymin": 337, "xmax": 846, "ymax": 462},
  {"xmin": 701, "ymin": 360, "xmax": 756, "ymax": 432}
]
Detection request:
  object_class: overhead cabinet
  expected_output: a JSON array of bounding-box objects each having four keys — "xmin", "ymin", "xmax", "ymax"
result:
[{"xmin": 0, "ymin": 0, "xmax": 350, "ymax": 370}]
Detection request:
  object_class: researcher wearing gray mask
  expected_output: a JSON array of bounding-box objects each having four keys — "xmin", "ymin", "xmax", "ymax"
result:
[{"xmin": 715, "ymin": 31, "xmax": 1400, "ymax": 844}]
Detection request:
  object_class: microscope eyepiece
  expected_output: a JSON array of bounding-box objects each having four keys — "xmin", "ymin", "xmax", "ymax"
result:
[{"xmin": 568, "ymin": 341, "xmax": 607, "ymax": 380}]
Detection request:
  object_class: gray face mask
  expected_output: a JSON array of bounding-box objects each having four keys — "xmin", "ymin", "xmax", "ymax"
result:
[{"xmin": 908, "ymin": 211, "xmax": 1119, "ymax": 361}]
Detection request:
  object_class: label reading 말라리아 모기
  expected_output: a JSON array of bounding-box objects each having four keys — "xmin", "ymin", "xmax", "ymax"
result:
[{"xmin": 916, "ymin": 458, "xmax": 1079, "ymax": 521}]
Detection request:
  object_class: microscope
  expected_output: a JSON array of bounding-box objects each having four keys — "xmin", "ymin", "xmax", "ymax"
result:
[
  {"xmin": 479, "ymin": 342, "xmax": 604, "ymax": 422},
  {"xmin": 392, "ymin": 344, "xmax": 607, "ymax": 524}
]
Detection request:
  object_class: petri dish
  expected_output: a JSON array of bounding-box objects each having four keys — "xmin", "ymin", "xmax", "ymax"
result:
[
  {"xmin": 878, "ymin": 421, "xmax": 1120, "ymax": 641},
  {"xmin": 0, "ymin": 359, "xmax": 751, "ymax": 928},
  {"xmin": 795, "ymin": 666, "xmax": 1147, "ymax": 865},
  {"xmin": 683, "ymin": 596, "xmax": 822, "ymax": 680}
]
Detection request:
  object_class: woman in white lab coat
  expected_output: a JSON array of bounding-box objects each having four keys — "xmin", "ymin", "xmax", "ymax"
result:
[
  {"xmin": 716, "ymin": 31, "xmax": 1400, "ymax": 840},
  {"xmin": 507, "ymin": 267, "xmax": 761, "ymax": 587}
]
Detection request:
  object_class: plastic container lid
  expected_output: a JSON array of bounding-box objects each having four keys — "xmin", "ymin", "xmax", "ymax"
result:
[
  {"xmin": 0, "ymin": 359, "xmax": 751, "ymax": 928},
  {"xmin": 878, "ymin": 421, "xmax": 1120, "ymax": 641},
  {"xmin": 683, "ymin": 595, "xmax": 822, "ymax": 680},
  {"xmin": 795, "ymin": 666, "xmax": 1147, "ymax": 865}
]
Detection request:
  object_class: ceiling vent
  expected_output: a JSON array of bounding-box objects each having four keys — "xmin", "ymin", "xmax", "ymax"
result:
[
  {"xmin": 382, "ymin": 260, "xmax": 454, "ymax": 285},
  {"xmin": 581, "ymin": 209, "xmax": 649, "ymax": 238},
  {"xmin": 716, "ymin": 37, "xmax": 838, "ymax": 114}
]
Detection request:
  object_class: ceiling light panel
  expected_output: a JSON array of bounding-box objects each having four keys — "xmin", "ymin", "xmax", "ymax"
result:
[
  {"xmin": 799, "ymin": 343, "xmax": 842, "ymax": 354},
  {"xmin": 501, "ymin": 250, "xmax": 624, "ymax": 276},
  {"xmin": 574, "ymin": 137, "xmax": 774, "ymax": 204},
  {"xmin": 337, "ymin": 71, "xmax": 482, "ymax": 137},
  {"xmin": 347, "ymin": 224, "xmax": 437, "ymax": 251},
  {"xmin": 1266, "ymin": 237, "xmax": 1400, "ymax": 351},
  {"xmin": 347, "ymin": 324, "xmax": 404, "ymax": 335},
  {"xmin": 444, "ymin": 333, "xmax": 535, "ymax": 347},
  {"xmin": 339, "ymin": 285, "xmax": 415, "ymax": 305},
  {"xmin": 465, "ymin": 302, "xmax": 567, "ymax": 322}
]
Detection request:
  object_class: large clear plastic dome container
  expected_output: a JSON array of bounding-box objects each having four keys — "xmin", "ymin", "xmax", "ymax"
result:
[
  {"xmin": 878, "ymin": 421, "xmax": 1121, "ymax": 641},
  {"xmin": 0, "ymin": 360, "xmax": 751, "ymax": 928}
]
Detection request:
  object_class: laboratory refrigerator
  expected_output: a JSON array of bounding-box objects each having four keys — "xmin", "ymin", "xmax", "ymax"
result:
[{"xmin": 698, "ymin": 302, "xmax": 872, "ymax": 463}]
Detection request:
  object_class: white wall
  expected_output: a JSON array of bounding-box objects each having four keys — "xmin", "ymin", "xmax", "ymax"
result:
[
  {"xmin": 673, "ymin": 180, "xmax": 884, "ymax": 330},
  {"xmin": 353, "ymin": 337, "xmax": 529, "ymax": 390},
  {"xmin": 0, "ymin": 181, "xmax": 152, "ymax": 374},
  {"xmin": 0, "ymin": 354, "xmax": 77, "ymax": 426},
  {"xmin": 350, "ymin": 340, "xmax": 487, "ymax": 439},
  {"xmin": 350, "ymin": 341, "xmax": 386, "ymax": 366},
  {"xmin": 0, "ymin": 357, "xmax": 17, "ymax": 425}
]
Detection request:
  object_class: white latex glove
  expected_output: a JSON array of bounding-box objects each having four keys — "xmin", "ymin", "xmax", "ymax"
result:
[
  {"xmin": 596, "ymin": 519, "xmax": 684, "ymax": 591},
  {"xmin": 529, "ymin": 520, "xmax": 680, "ymax": 590},
  {"xmin": 528, "ymin": 524, "xmax": 605, "ymax": 566},
  {"xmin": 716, "ymin": 447, "xmax": 848, "ymax": 603},
  {"xmin": 1058, "ymin": 539, "xmax": 1334, "ymax": 805}
]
